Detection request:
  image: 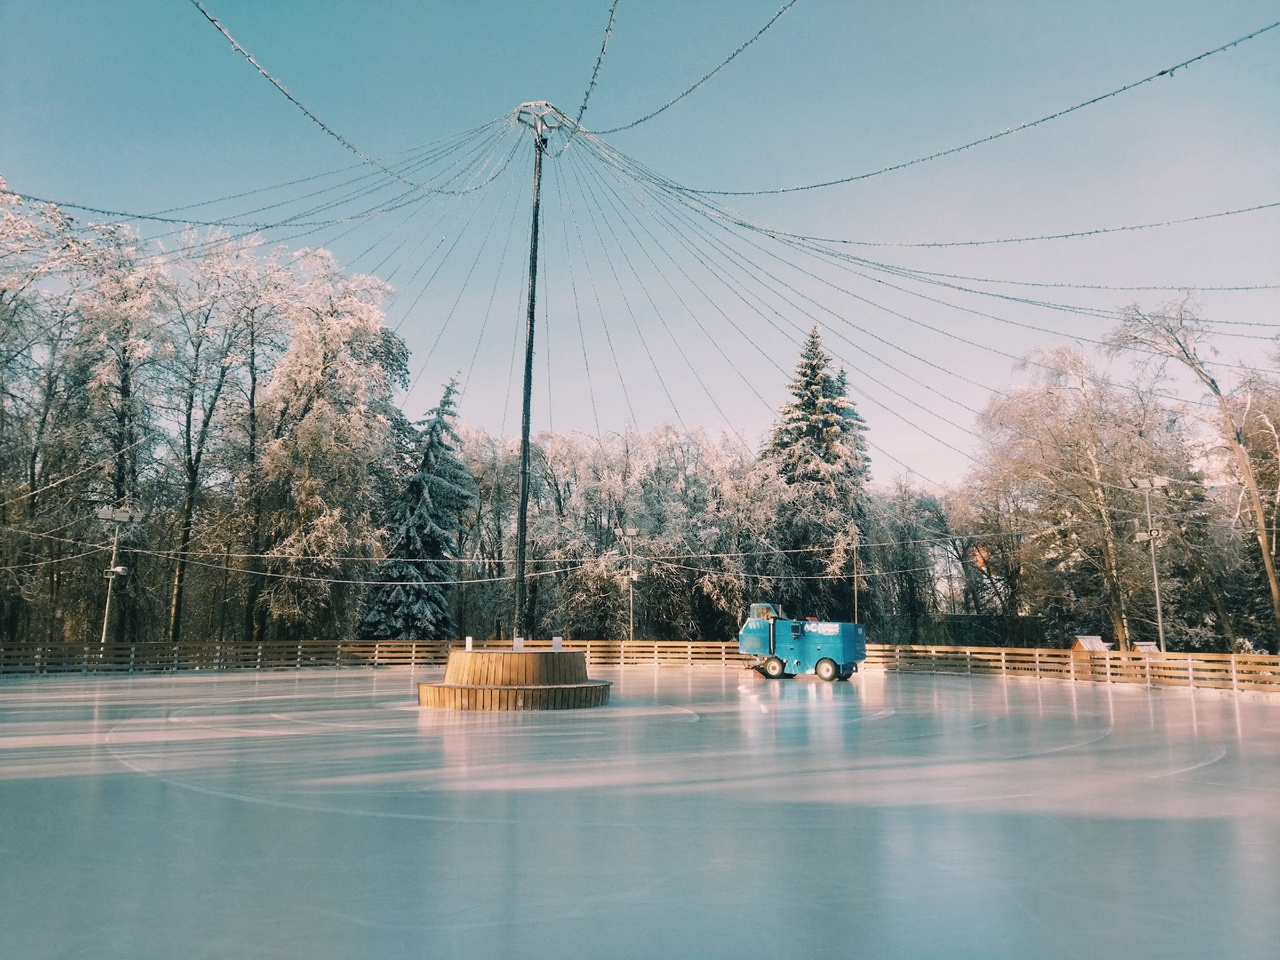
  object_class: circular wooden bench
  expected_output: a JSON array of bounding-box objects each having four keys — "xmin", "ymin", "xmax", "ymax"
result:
[{"xmin": 418, "ymin": 649, "xmax": 611, "ymax": 710}]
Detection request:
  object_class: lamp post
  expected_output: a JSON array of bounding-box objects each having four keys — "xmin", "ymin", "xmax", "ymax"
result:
[
  {"xmin": 96, "ymin": 505, "xmax": 141, "ymax": 656},
  {"xmin": 613, "ymin": 527, "xmax": 639, "ymax": 642},
  {"xmin": 1129, "ymin": 477, "xmax": 1169, "ymax": 652}
]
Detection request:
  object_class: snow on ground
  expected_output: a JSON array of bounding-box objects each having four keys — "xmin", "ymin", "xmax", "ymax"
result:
[{"xmin": 2, "ymin": 667, "xmax": 1278, "ymax": 959}]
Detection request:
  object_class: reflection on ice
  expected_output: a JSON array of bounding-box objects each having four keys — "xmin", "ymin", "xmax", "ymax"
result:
[{"xmin": 2, "ymin": 667, "xmax": 1279, "ymax": 959}]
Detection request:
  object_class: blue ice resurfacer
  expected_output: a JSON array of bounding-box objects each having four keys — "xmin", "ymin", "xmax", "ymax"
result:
[{"xmin": 738, "ymin": 602, "xmax": 866, "ymax": 680}]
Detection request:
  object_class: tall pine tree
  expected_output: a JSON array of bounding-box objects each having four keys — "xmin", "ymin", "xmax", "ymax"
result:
[
  {"xmin": 359, "ymin": 382, "xmax": 477, "ymax": 640},
  {"xmin": 765, "ymin": 327, "xmax": 868, "ymax": 486},
  {"xmin": 761, "ymin": 327, "xmax": 869, "ymax": 620}
]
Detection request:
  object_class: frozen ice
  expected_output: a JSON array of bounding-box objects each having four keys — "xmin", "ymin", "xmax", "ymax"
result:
[{"xmin": 2, "ymin": 667, "xmax": 1279, "ymax": 959}]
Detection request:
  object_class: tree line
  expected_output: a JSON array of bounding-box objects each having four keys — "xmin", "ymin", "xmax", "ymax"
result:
[{"xmin": 4, "ymin": 184, "xmax": 1280, "ymax": 655}]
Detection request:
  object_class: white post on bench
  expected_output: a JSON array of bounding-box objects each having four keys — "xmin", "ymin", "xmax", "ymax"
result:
[
  {"xmin": 552, "ymin": 636, "xmax": 563, "ymax": 651},
  {"xmin": 466, "ymin": 636, "xmax": 473, "ymax": 651}
]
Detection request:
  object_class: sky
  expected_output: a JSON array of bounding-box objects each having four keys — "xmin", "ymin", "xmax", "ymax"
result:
[{"xmin": 2, "ymin": 0, "xmax": 1278, "ymax": 487}]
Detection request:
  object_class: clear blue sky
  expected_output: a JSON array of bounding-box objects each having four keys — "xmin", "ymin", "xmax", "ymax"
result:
[{"xmin": 3, "ymin": 0, "xmax": 1278, "ymax": 486}]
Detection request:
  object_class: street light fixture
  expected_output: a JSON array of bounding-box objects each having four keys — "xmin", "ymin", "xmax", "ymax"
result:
[
  {"xmin": 1129, "ymin": 477, "xmax": 1169, "ymax": 652},
  {"xmin": 96, "ymin": 505, "xmax": 142, "ymax": 657}
]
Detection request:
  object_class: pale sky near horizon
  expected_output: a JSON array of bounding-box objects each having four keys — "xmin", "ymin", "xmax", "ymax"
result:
[{"xmin": 2, "ymin": 0, "xmax": 1278, "ymax": 487}]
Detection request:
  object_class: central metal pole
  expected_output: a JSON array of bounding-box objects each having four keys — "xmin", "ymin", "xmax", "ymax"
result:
[{"xmin": 514, "ymin": 117, "xmax": 547, "ymax": 639}]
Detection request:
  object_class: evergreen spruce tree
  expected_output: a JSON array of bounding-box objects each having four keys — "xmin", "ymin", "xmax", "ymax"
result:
[
  {"xmin": 761, "ymin": 327, "xmax": 869, "ymax": 620},
  {"xmin": 359, "ymin": 382, "xmax": 477, "ymax": 639},
  {"xmin": 766, "ymin": 327, "xmax": 868, "ymax": 486}
]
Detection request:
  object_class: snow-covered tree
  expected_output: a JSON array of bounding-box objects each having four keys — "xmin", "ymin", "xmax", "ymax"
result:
[
  {"xmin": 760, "ymin": 326, "xmax": 870, "ymax": 621},
  {"xmin": 253, "ymin": 249, "xmax": 407, "ymax": 638},
  {"xmin": 964, "ymin": 347, "xmax": 1195, "ymax": 650},
  {"xmin": 1110, "ymin": 303, "xmax": 1280, "ymax": 654},
  {"xmin": 764, "ymin": 326, "xmax": 868, "ymax": 488},
  {"xmin": 158, "ymin": 232, "xmax": 290, "ymax": 649},
  {"xmin": 359, "ymin": 382, "xmax": 477, "ymax": 640}
]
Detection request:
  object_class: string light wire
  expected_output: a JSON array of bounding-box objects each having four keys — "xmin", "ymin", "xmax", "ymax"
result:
[{"xmin": 678, "ymin": 18, "xmax": 1280, "ymax": 195}]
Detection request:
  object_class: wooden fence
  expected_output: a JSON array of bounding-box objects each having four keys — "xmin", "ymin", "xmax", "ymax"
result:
[
  {"xmin": 3, "ymin": 637, "xmax": 1279, "ymax": 695},
  {"xmin": 865, "ymin": 644, "xmax": 1280, "ymax": 696},
  {"xmin": 0, "ymin": 637, "xmax": 755, "ymax": 675}
]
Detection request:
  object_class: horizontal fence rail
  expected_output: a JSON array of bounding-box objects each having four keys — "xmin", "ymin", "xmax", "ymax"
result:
[
  {"xmin": 0, "ymin": 637, "xmax": 757, "ymax": 675},
  {"xmin": 2, "ymin": 638, "xmax": 1279, "ymax": 695},
  {"xmin": 865, "ymin": 645, "xmax": 1280, "ymax": 695}
]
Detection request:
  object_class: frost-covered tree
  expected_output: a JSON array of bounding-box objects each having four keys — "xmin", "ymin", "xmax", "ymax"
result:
[
  {"xmin": 1110, "ymin": 302, "xmax": 1280, "ymax": 654},
  {"xmin": 964, "ymin": 347, "xmax": 1194, "ymax": 650},
  {"xmin": 761, "ymin": 326, "xmax": 869, "ymax": 620},
  {"xmin": 0, "ymin": 184, "xmax": 92, "ymax": 647},
  {"xmin": 252, "ymin": 250, "xmax": 408, "ymax": 639},
  {"xmin": 71, "ymin": 224, "xmax": 169, "ymax": 649},
  {"xmin": 159, "ymin": 233, "xmax": 288, "ymax": 649},
  {"xmin": 765, "ymin": 327, "xmax": 869, "ymax": 488},
  {"xmin": 359, "ymin": 382, "xmax": 477, "ymax": 640}
]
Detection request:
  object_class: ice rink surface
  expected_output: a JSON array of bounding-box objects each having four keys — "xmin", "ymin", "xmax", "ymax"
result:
[{"xmin": 2, "ymin": 666, "xmax": 1279, "ymax": 960}]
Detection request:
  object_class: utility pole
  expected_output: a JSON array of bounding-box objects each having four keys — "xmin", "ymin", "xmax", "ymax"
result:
[
  {"xmin": 513, "ymin": 102, "xmax": 562, "ymax": 639},
  {"xmin": 853, "ymin": 548, "xmax": 859, "ymax": 624},
  {"xmin": 1130, "ymin": 476, "xmax": 1169, "ymax": 652},
  {"xmin": 614, "ymin": 527, "xmax": 639, "ymax": 641}
]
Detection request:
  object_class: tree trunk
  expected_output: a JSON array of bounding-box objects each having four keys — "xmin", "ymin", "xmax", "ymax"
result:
[{"xmin": 166, "ymin": 477, "xmax": 196, "ymax": 647}]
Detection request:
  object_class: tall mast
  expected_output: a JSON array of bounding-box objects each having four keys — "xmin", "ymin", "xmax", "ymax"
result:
[{"xmin": 513, "ymin": 102, "xmax": 560, "ymax": 638}]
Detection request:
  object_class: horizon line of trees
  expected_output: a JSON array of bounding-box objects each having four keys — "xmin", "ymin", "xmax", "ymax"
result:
[{"xmin": 5, "ymin": 185, "xmax": 1280, "ymax": 656}]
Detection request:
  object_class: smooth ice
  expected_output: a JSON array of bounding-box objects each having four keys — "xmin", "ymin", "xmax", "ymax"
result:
[{"xmin": 2, "ymin": 667, "xmax": 1279, "ymax": 960}]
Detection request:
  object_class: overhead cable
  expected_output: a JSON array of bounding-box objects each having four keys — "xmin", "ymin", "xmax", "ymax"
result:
[
  {"xmin": 594, "ymin": 0, "xmax": 802, "ymax": 134},
  {"xmin": 794, "ymin": 199, "xmax": 1280, "ymax": 248},
  {"xmin": 676, "ymin": 19, "xmax": 1280, "ymax": 195},
  {"xmin": 849, "ymin": 263, "xmax": 1280, "ymax": 295},
  {"xmin": 575, "ymin": 0, "xmax": 622, "ymax": 127},
  {"xmin": 8, "ymin": 191, "xmax": 377, "ymax": 231},
  {"xmin": 187, "ymin": 0, "xmax": 433, "ymax": 191}
]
